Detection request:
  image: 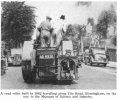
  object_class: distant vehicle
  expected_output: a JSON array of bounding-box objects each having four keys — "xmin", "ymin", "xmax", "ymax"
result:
[
  {"xmin": 84, "ymin": 47, "xmax": 109, "ymax": 67},
  {"xmin": 22, "ymin": 40, "xmax": 80, "ymax": 83},
  {"xmin": 8, "ymin": 49, "xmax": 22, "ymax": 66},
  {"xmin": 7, "ymin": 56, "xmax": 13, "ymax": 66},
  {"xmin": 1, "ymin": 56, "xmax": 7, "ymax": 75},
  {"xmin": 8, "ymin": 54, "xmax": 22, "ymax": 66}
]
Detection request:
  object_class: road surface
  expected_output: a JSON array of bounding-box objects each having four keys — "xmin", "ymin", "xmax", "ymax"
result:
[{"xmin": 1, "ymin": 64, "xmax": 116, "ymax": 89}]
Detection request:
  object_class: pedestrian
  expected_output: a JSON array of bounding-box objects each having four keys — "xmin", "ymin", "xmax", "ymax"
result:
[
  {"xmin": 51, "ymin": 15, "xmax": 66, "ymax": 48},
  {"xmin": 36, "ymin": 16, "xmax": 53, "ymax": 47}
]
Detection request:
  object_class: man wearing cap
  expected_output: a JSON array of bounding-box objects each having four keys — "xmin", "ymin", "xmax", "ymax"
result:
[
  {"xmin": 31, "ymin": 16, "xmax": 52, "ymax": 68},
  {"xmin": 36, "ymin": 16, "xmax": 53, "ymax": 47},
  {"xmin": 51, "ymin": 15, "xmax": 66, "ymax": 47}
]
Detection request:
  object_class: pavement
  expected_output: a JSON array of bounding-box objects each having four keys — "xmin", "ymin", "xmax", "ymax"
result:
[{"xmin": 107, "ymin": 61, "xmax": 117, "ymax": 68}]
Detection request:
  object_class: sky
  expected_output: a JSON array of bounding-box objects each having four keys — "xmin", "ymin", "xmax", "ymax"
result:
[{"xmin": 25, "ymin": 1, "xmax": 116, "ymax": 26}]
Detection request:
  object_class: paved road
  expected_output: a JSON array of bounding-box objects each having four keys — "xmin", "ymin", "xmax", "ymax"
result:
[{"xmin": 1, "ymin": 64, "xmax": 116, "ymax": 89}]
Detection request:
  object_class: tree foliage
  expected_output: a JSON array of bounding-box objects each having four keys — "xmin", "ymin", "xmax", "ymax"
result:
[
  {"xmin": 64, "ymin": 24, "xmax": 86, "ymax": 47},
  {"xmin": 1, "ymin": 1, "xmax": 36, "ymax": 48},
  {"xmin": 87, "ymin": 17, "xmax": 94, "ymax": 26},
  {"xmin": 112, "ymin": 36, "xmax": 116, "ymax": 46},
  {"xmin": 97, "ymin": 4, "xmax": 116, "ymax": 39}
]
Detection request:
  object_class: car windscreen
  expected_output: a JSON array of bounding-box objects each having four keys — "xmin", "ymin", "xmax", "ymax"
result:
[{"xmin": 93, "ymin": 49, "xmax": 105, "ymax": 54}]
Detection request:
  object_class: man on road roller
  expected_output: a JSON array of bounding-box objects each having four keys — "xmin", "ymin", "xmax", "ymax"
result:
[
  {"xmin": 36, "ymin": 16, "xmax": 53, "ymax": 47},
  {"xmin": 51, "ymin": 15, "xmax": 66, "ymax": 47}
]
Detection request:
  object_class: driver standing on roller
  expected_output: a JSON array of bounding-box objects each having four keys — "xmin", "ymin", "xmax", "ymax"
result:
[{"xmin": 36, "ymin": 16, "xmax": 53, "ymax": 47}]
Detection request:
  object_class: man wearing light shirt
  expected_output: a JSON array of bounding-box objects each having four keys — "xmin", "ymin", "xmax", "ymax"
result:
[
  {"xmin": 51, "ymin": 15, "xmax": 66, "ymax": 47},
  {"xmin": 36, "ymin": 16, "xmax": 52, "ymax": 47}
]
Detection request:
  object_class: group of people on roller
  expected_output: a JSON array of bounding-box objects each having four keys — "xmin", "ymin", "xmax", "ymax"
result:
[
  {"xmin": 35, "ymin": 15, "xmax": 66, "ymax": 48},
  {"xmin": 30, "ymin": 15, "xmax": 66, "ymax": 67}
]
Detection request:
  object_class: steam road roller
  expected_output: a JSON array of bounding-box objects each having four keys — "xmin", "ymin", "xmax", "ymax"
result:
[{"xmin": 22, "ymin": 40, "xmax": 79, "ymax": 83}]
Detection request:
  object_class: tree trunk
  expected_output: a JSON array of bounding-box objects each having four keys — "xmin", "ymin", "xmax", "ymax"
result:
[
  {"xmin": 16, "ymin": 41, "xmax": 20, "ymax": 48},
  {"xmin": 81, "ymin": 36, "xmax": 84, "ymax": 53}
]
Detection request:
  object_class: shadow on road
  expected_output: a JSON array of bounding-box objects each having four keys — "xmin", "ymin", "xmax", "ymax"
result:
[
  {"xmin": 25, "ymin": 79, "xmax": 78, "ymax": 85},
  {"xmin": 87, "ymin": 64, "xmax": 116, "ymax": 70}
]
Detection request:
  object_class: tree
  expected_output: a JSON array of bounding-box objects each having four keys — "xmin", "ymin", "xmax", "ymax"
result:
[
  {"xmin": 112, "ymin": 35, "xmax": 116, "ymax": 46},
  {"xmin": 87, "ymin": 17, "xmax": 94, "ymax": 26},
  {"xmin": 65, "ymin": 24, "xmax": 79, "ymax": 41},
  {"xmin": 97, "ymin": 4, "xmax": 116, "ymax": 39},
  {"xmin": 1, "ymin": 1, "xmax": 36, "ymax": 48},
  {"xmin": 65, "ymin": 24, "xmax": 86, "ymax": 53}
]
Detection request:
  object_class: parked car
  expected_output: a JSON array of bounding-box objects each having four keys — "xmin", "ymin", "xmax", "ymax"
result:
[
  {"xmin": 8, "ymin": 54, "xmax": 22, "ymax": 66},
  {"xmin": 1, "ymin": 56, "xmax": 7, "ymax": 75},
  {"xmin": 84, "ymin": 47, "xmax": 109, "ymax": 67},
  {"xmin": 7, "ymin": 56, "xmax": 14, "ymax": 66}
]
